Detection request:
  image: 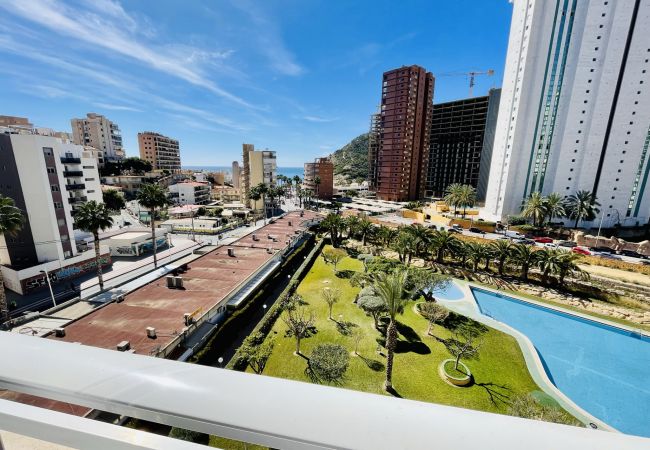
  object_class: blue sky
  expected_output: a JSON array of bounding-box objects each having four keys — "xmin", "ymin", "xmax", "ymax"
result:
[{"xmin": 0, "ymin": 0, "xmax": 512, "ymax": 167}]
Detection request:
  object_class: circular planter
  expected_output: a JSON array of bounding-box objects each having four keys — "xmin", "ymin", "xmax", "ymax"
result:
[{"xmin": 439, "ymin": 359, "xmax": 472, "ymax": 387}]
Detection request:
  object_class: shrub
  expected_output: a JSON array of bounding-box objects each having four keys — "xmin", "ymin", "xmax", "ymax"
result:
[
  {"xmin": 508, "ymin": 394, "xmax": 582, "ymax": 427},
  {"xmin": 508, "ymin": 215, "xmax": 528, "ymax": 226},
  {"xmin": 309, "ymin": 343, "xmax": 350, "ymax": 384},
  {"xmin": 169, "ymin": 427, "xmax": 209, "ymax": 444}
]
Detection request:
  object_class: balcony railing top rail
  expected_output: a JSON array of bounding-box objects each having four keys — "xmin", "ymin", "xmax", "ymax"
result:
[{"xmin": 0, "ymin": 333, "xmax": 647, "ymax": 450}]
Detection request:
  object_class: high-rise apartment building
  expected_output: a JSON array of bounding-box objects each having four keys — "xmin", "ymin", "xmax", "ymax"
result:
[
  {"xmin": 0, "ymin": 115, "xmax": 33, "ymax": 130},
  {"xmin": 232, "ymin": 161, "xmax": 241, "ymax": 189},
  {"xmin": 0, "ymin": 132, "xmax": 102, "ymax": 269},
  {"xmin": 304, "ymin": 157, "xmax": 334, "ymax": 200},
  {"xmin": 427, "ymin": 89, "xmax": 501, "ymax": 201},
  {"xmin": 367, "ymin": 111, "xmax": 381, "ymax": 191},
  {"xmin": 71, "ymin": 113, "xmax": 124, "ymax": 161},
  {"xmin": 242, "ymin": 143, "xmax": 276, "ymax": 210},
  {"xmin": 138, "ymin": 132, "xmax": 181, "ymax": 173},
  {"xmin": 484, "ymin": 0, "xmax": 650, "ymax": 228},
  {"xmin": 369, "ymin": 65, "xmax": 434, "ymax": 202}
]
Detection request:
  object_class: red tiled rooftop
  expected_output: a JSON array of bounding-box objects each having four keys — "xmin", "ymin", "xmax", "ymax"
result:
[{"xmin": 48, "ymin": 210, "xmax": 320, "ymax": 356}]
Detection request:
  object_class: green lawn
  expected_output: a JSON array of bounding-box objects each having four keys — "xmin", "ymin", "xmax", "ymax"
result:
[{"xmin": 249, "ymin": 246, "xmax": 543, "ymax": 416}]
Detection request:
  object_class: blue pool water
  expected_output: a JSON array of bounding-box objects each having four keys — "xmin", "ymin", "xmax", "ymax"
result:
[
  {"xmin": 432, "ymin": 282, "xmax": 465, "ymax": 301},
  {"xmin": 472, "ymin": 287, "xmax": 650, "ymax": 437}
]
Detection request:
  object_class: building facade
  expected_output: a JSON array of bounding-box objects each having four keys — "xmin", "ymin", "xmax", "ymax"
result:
[
  {"xmin": 232, "ymin": 161, "xmax": 241, "ymax": 189},
  {"xmin": 369, "ymin": 65, "xmax": 434, "ymax": 202},
  {"xmin": 242, "ymin": 144, "xmax": 277, "ymax": 210},
  {"xmin": 168, "ymin": 182, "xmax": 211, "ymax": 205},
  {"xmin": 367, "ymin": 111, "xmax": 381, "ymax": 191},
  {"xmin": 138, "ymin": 132, "xmax": 181, "ymax": 172},
  {"xmin": 0, "ymin": 115, "xmax": 33, "ymax": 130},
  {"xmin": 0, "ymin": 132, "xmax": 102, "ymax": 269},
  {"xmin": 304, "ymin": 157, "xmax": 334, "ymax": 199},
  {"xmin": 484, "ymin": 0, "xmax": 650, "ymax": 228},
  {"xmin": 71, "ymin": 113, "xmax": 124, "ymax": 162},
  {"xmin": 426, "ymin": 89, "xmax": 501, "ymax": 201}
]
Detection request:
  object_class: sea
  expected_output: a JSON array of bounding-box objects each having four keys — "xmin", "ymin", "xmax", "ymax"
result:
[{"xmin": 184, "ymin": 166, "xmax": 304, "ymax": 180}]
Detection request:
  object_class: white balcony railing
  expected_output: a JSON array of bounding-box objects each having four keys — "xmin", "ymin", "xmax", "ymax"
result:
[{"xmin": 0, "ymin": 332, "xmax": 648, "ymax": 450}]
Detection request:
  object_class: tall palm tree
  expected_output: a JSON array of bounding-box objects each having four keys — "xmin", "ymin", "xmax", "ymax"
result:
[
  {"xmin": 443, "ymin": 183, "xmax": 463, "ymax": 216},
  {"xmin": 344, "ymin": 215, "xmax": 360, "ymax": 240},
  {"xmin": 511, "ymin": 244, "xmax": 538, "ymax": 280},
  {"xmin": 0, "ymin": 195, "xmax": 23, "ymax": 326},
  {"xmin": 454, "ymin": 241, "xmax": 471, "ymax": 267},
  {"xmin": 392, "ymin": 229, "xmax": 416, "ymax": 264},
  {"xmin": 429, "ymin": 230, "xmax": 458, "ymax": 264},
  {"xmin": 536, "ymin": 249, "xmax": 562, "ymax": 285},
  {"xmin": 490, "ymin": 239, "xmax": 513, "ymax": 276},
  {"xmin": 565, "ymin": 190, "xmax": 600, "ymax": 229},
  {"xmin": 467, "ymin": 242, "xmax": 490, "ymax": 272},
  {"xmin": 253, "ymin": 183, "xmax": 269, "ymax": 222},
  {"xmin": 543, "ymin": 192, "xmax": 566, "ymax": 227},
  {"xmin": 75, "ymin": 201, "xmax": 114, "ymax": 290},
  {"xmin": 458, "ymin": 184, "xmax": 477, "ymax": 218},
  {"xmin": 314, "ymin": 176, "xmax": 321, "ymax": 199},
  {"xmin": 374, "ymin": 270, "xmax": 409, "ymax": 391},
  {"xmin": 136, "ymin": 183, "xmax": 168, "ymax": 268},
  {"xmin": 521, "ymin": 192, "xmax": 546, "ymax": 227}
]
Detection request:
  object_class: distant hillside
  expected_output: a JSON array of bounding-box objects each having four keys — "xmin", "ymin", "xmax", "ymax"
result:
[{"xmin": 330, "ymin": 133, "xmax": 369, "ymax": 184}]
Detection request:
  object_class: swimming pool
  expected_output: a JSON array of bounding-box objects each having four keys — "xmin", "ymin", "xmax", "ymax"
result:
[
  {"xmin": 431, "ymin": 281, "xmax": 465, "ymax": 301},
  {"xmin": 471, "ymin": 287, "xmax": 650, "ymax": 437}
]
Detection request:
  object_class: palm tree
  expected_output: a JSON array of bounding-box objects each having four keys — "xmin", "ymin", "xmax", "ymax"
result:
[
  {"xmin": 490, "ymin": 239, "xmax": 513, "ymax": 276},
  {"xmin": 405, "ymin": 224, "xmax": 432, "ymax": 257},
  {"xmin": 557, "ymin": 252, "xmax": 584, "ymax": 286},
  {"xmin": 136, "ymin": 183, "xmax": 168, "ymax": 268},
  {"xmin": 0, "ymin": 195, "xmax": 23, "ymax": 326},
  {"xmin": 536, "ymin": 249, "xmax": 562, "ymax": 285},
  {"xmin": 511, "ymin": 244, "xmax": 538, "ymax": 280},
  {"xmin": 321, "ymin": 213, "xmax": 344, "ymax": 247},
  {"xmin": 565, "ymin": 190, "xmax": 600, "ymax": 229},
  {"xmin": 467, "ymin": 242, "xmax": 489, "ymax": 272},
  {"xmin": 374, "ymin": 270, "xmax": 409, "ymax": 391},
  {"xmin": 74, "ymin": 201, "xmax": 114, "ymax": 290},
  {"xmin": 458, "ymin": 184, "xmax": 477, "ymax": 218},
  {"xmin": 344, "ymin": 215, "xmax": 360, "ymax": 240},
  {"xmin": 543, "ymin": 192, "xmax": 566, "ymax": 227},
  {"xmin": 444, "ymin": 183, "xmax": 463, "ymax": 216},
  {"xmin": 429, "ymin": 230, "xmax": 458, "ymax": 264},
  {"xmin": 247, "ymin": 186, "xmax": 263, "ymax": 224},
  {"xmin": 376, "ymin": 225, "xmax": 397, "ymax": 246},
  {"xmin": 253, "ymin": 183, "xmax": 269, "ymax": 221},
  {"xmin": 521, "ymin": 192, "xmax": 546, "ymax": 227},
  {"xmin": 314, "ymin": 176, "xmax": 321, "ymax": 199},
  {"xmin": 356, "ymin": 218, "xmax": 374, "ymax": 246},
  {"xmin": 392, "ymin": 229, "xmax": 416, "ymax": 264},
  {"xmin": 453, "ymin": 241, "xmax": 471, "ymax": 267}
]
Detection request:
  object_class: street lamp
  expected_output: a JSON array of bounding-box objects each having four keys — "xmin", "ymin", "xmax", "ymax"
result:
[
  {"xmin": 39, "ymin": 269, "xmax": 56, "ymax": 307},
  {"xmin": 217, "ymin": 357, "xmax": 224, "ymax": 367}
]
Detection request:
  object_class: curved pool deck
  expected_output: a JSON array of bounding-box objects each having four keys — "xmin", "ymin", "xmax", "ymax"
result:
[{"xmin": 434, "ymin": 280, "xmax": 650, "ymax": 437}]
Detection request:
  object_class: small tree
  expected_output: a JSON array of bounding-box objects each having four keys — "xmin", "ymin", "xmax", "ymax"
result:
[
  {"xmin": 309, "ymin": 343, "xmax": 349, "ymax": 384},
  {"xmin": 320, "ymin": 287, "xmax": 341, "ymax": 320},
  {"xmin": 237, "ymin": 333, "xmax": 275, "ymax": 374},
  {"xmin": 446, "ymin": 327, "xmax": 482, "ymax": 370},
  {"xmin": 102, "ymin": 189, "xmax": 126, "ymax": 212},
  {"xmin": 419, "ymin": 302, "xmax": 449, "ymax": 336},
  {"xmin": 357, "ymin": 288, "xmax": 387, "ymax": 330},
  {"xmin": 283, "ymin": 307, "xmax": 316, "ymax": 355},
  {"xmin": 322, "ymin": 247, "xmax": 346, "ymax": 271},
  {"xmin": 350, "ymin": 327, "xmax": 364, "ymax": 355}
]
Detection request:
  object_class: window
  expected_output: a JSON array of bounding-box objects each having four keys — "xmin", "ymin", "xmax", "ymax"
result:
[
  {"xmin": 83, "ymin": 165, "xmax": 94, "ymax": 169},
  {"xmin": 51, "ymin": 185, "xmax": 60, "ymax": 192},
  {"xmin": 61, "ymin": 234, "xmax": 69, "ymax": 242},
  {"xmin": 47, "ymin": 167, "xmax": 56, "ymax": 174},
  {"xmin": 87, "ymin": 190, "xmax": 95, "ymax": 193},
  {"xmin": 57, "ymin": 218, "xmax": 65, "ymax": 226},
  {"xmin": 54, "ymin": 202, "xmax": 63, "ymax": 209},
  {"xmin": 85, "ymin": 178, "xmax": 95, "ymax": 181},
  {"xmin": 42, "ymin": 147, "xmax": 53, "ymax": 156}
]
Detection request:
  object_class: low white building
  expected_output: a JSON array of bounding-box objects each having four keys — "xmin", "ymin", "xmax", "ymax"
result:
[
  {"xmin": 169, "ymin": 182, "xmax": 211, "ymax": 205},
  {"xmin": 106, "ymin": 229, "xmax": 168, "ymax": 257}
]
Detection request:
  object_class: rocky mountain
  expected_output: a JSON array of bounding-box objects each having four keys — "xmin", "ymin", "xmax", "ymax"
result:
[{"xmin": 329, "ymin": 133, "xmax": 369, "ymax": 185}]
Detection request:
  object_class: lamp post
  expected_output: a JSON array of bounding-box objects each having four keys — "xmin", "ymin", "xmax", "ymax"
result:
[
  {"xmin": 217, "ymin": 357, "xmax": 224, "ymax": 368},
  {"xmin": 39, "ymin": 269, "xmax": 56, "ymax": 307},
  {"xmin": 595, "ymin": 211, "xmax": 606, "ymax": 246}
]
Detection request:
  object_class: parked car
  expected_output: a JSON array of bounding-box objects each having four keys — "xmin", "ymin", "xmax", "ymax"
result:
[
  {"xmin": 591, "ymin": 246, "xmax": 615, "ymax": 254},
  {"xmin": 468, "ymin": 227, "xmax": 485, "ymax": 234},
  {"xmin": 533, "ymin": 237, "xmax": 554, "ymax": 244},
  {"xmin": 597, "ymin": 253, "xmax": 622, "ymax": 260},
  {"xmin": 451, "ymin": 224, "xmax": 463, "ymax": 231},
  {"xmin": 448, "ymin": 228, "xmax": 462, "ymax": 234},
  {"xmin": 504, "ymin": 230, "xmax": 524, "ymax": 239},
  {"xmin": 543, "ymin": 242, "xmax": 558, "ymax": 249},
  {"xmin": 618, "ymin": 249, "xmax": 648, "ymax": 259},
  {"xmin": 572, "ymin": 247, "xmax": 591, "ymax": 256},
  {"xmin": 558, "ymin": 240, "xmax": 577, "ymax": 248},
  {"xmin": 515, "ymin": 238, "xmax": 536, "ymax": 246}
]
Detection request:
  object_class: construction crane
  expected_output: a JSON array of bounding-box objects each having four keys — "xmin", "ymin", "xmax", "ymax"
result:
[{"xmin": 436, "ymin": 69, "xmax": 495, "ymax": 97}]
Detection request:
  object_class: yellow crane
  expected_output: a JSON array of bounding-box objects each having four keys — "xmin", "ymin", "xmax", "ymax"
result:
[{"xmin": 436, "ymin": 69, "xmax": 495, "ymax": 97}]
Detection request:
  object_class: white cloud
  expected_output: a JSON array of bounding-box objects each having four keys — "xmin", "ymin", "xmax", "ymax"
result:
[
  {"xmin": 92, "ymin": 102, "xmax": 142, "ymax": 112},
  {"xmin": 304, "ymin": 115, "xmax": 339, "ymax": 123},
  {"xmin": 0, "ymin": 0, "xmax": 254, "ymax": 108}
]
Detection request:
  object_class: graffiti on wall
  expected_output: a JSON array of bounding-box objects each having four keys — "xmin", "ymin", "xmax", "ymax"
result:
[
  {"xmin": 138, "ymin": 237, "xmax": 168, "ymax": 254},
  {"xmin": 22, "ymin": 254, "xmax": 112, "ymax": 292}
]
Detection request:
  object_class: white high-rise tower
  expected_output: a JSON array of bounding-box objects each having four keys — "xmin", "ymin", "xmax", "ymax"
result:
[{"xmin": 484, "ymin": 0, "xmax": 650, "ymax": 228}]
